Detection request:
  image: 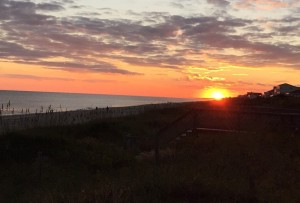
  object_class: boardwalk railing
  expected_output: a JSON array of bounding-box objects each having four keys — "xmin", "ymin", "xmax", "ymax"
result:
[{"xmin": 153, "ymin": 106, "xmax": 300, "ymax": 165}]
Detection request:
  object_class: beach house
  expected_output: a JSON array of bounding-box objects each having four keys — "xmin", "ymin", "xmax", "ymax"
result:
[
  {"xmin": 273, "ymin": 83, "xmax": 300, "ymax": 95},
  {"xmin": 263, "ymin": 89, "xmax": 275, "ymax": 97},
  {"xmin": 246, "ymin": 92, "xmax": 262, "ymax": 99}
]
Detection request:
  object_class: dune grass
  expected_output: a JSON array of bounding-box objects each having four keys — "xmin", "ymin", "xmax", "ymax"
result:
[{"xmin": 0, "ymin": 102, "xmax": 300, "ymax": 202}]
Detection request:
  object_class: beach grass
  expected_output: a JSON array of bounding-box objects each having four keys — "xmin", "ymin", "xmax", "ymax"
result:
[{"xmin": 0, "ymin": 99, "xmax": 300, "ymax": 202}]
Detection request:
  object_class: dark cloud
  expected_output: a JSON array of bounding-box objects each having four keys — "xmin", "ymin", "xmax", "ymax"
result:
[
  {"xmin": 0, "ymin": 74, "xmax": 74, "ymax": 81},
  {"xmin": 170, "ymin": 2, "xmax": 185, "ymax": 9},
  {"xmin": 206, "ymin": 0, "xmax": 230, "ymax": 7},
  {"xmin": 36, "ymin": 3, "xmax": 65, "ymax": 11},
  {"xmin": 0, "ymin": 0, "xmax": 299, "ymax": 77},
  {"xmin": 0, "ymin": 40, "xmax": 58, "ymax": 59},
  {"xmin": 60, "ymin": 0, "xmax": 74, "ymax": 4},
  {"xmin": 0, "ymin": 0, "xmax": 56, "ymax": 24},
  {"xmin": 70, "ymin": 5, "xmax": 83, "ymax": 9},
  {"xmin": 12, "ymin": 60, "xmax": 141, "ymax": 75},
  {"xmin": 0, "ymin": 74, "xmax": 117, "ymax": 83},
  {"xmin": 39, "ymin": 61, "xmax": 141, "ymax": 75}
]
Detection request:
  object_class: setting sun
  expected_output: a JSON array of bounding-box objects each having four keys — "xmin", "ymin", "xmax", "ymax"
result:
[
  {"xmin": 200, "ymin": 88, "xmax": 231, "ymax": 100},
  {"xmin": 212, "ymin": 91, "xmax": 224, "ymax": 100}
]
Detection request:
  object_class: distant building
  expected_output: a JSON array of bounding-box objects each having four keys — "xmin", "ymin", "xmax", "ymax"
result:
[
  {"xmin": 264, "ymin": 89, "xmax": 274, "ymax": 98},
  {"xmin": 240, "ymin": 83, "xmax": 300, "ymax": 99},
  {"xmin": 246, "ymin": 92, "xmax": 262, "ymax": 99},
  {"xmin": 273, "ymin": 83, "xmax": 300, "ymax": 95}
]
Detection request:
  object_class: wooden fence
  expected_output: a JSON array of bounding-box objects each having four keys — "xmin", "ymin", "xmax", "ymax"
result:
[{"xmin": 153, "ymin": 106, "xmax": 300, "ymax": 165}]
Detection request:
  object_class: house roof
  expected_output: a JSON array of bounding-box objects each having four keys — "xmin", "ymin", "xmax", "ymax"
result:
[
  {"xmin": 278, "ymin": 83, "xmax": 299, "ymax": 88},
  {"xmin": 264, "ymin": 89, "xmax": 274, "ymax": 93}
]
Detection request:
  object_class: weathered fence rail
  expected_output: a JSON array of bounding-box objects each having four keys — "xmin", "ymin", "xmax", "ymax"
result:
[
  {"xmin": 193, "ymin": 107, "xmax": 300, "ymax": 132},
  {"xmin": 153, "ymin": 106, "xmax": 300, "ymax": 165},
  {"xmin": 157, "ymin": 106, "xmax": 300, "ymax": 142}
]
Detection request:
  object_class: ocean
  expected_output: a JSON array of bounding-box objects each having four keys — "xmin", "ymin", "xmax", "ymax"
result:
[{"xmin": 0, "ymin": 90, "xmax": 195, "ymax": 115}]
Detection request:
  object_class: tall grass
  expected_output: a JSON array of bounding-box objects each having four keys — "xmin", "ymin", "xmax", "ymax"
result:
[{"xmin": 0, "ymin": 102, "xmax": 300, "ymax": 202}]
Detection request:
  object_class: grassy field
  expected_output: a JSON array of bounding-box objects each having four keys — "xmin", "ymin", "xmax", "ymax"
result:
[{"xmin": 1, "ymin": 98, "xmax": 300, "ymax": 202}]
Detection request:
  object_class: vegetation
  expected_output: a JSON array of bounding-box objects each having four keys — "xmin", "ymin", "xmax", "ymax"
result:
[{"xmin": 0, "ymin": 99, "xmax": 300, "ymax": 202}]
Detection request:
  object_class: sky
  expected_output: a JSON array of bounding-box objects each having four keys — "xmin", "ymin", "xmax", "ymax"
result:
[{"xmin": 0, "ymin": 0, "xmax": 300, "ymax": 98}]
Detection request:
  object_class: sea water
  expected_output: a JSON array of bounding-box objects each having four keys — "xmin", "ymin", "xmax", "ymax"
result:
[{"xmin": 0, "ymin": 90, "xmax": 195, "ymax": 115}]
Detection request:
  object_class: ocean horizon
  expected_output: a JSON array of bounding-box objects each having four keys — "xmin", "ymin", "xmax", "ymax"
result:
[{"xmin": 0, "ymin": 90, "xmax": 200, "ymax": 115}]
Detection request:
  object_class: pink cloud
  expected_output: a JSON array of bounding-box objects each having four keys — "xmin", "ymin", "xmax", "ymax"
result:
[{"xmin": 235, "ymin": 0, "xmax": 289, "ymax": 10}]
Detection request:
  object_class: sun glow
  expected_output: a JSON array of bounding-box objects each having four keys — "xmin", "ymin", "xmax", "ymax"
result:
[
  {"xmin": 201, "ymin": 88, "xmax": 231, "ymax": 100},
  {"xmin": 212, "ymin": 91, "xmax": 224, "ymax": 100}
]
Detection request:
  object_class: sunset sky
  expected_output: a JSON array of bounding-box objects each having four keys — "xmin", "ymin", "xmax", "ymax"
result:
[{"xmin": 0, "ymin": 0, "xmax": 300, "ymax": 98}]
